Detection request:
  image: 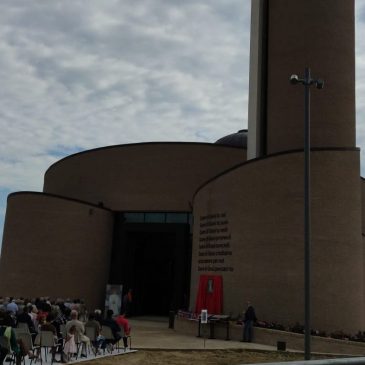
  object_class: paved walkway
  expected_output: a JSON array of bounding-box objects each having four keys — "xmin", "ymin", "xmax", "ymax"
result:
[
  {"xmin": 129, "ymin": 316, "xmax": 277, "ymax": 351},
  {"xmin": 17, "ymin": 317, "xmax": 277, "ymax": 365}
]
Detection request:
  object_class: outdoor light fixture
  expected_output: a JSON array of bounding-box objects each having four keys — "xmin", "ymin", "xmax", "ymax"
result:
[
  {"xmin": 290, "ymin": 67, "xmax": 324, "ymax": 361},
  {"xmin": 289, "ymin": 73, "xmax": 324, "ymax": 89}
]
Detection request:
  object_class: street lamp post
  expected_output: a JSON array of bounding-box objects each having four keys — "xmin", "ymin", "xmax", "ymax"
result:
[{"xmin": 289, "ymin": 68, "xmax": 324, "ymax": 361}]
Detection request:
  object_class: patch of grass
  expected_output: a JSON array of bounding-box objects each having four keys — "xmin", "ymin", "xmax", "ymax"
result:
[{"xmin": 81, "ymin": 349, "xmax": 338, "ymax": 365}]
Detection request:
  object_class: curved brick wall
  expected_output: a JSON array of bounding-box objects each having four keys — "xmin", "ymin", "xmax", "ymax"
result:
[
  {"xmin": 0, "ymin": 193, "xmax": 114, "ymax": 310},
  {"xmin": 43, "ymin": 143, "xmax": 246, "ymax": 211},
  {"xmin": 191, "ymin": 149, "xmax": 362, "ymax": 333}
]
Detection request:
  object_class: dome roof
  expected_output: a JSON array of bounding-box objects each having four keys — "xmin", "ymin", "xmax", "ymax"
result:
[{"xmin": 215, "ymin": 129, "xmax": 247, "ymax": 148}]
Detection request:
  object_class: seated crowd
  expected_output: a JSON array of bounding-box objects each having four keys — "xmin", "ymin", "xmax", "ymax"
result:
[{"xmin": 0, "ymin": 297, "xmax": 131, "ymax": 364}]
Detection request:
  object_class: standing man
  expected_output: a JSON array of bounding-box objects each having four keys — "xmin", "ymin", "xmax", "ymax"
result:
[
  {"xmin": 242, "ymin": 301, "xmax": 257, "ymax": 342},
  {"xmin": 122, "ymin": 289, "xmax": 132, "ymax": 317}
]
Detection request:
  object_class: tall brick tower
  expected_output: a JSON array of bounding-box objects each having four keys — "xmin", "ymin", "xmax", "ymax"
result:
[{"xmin": 248, "ymin": 0, "xmax": 355, "ymax": 158}]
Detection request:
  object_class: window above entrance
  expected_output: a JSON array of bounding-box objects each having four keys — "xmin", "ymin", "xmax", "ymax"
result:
[{"xmin": 123, "ymin": 211, "xmax": 191, "ymax": 225}]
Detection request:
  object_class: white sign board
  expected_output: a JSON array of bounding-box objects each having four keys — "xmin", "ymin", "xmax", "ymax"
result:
[{"xmin": 201, "ymin": 309, "xmax": 208, "ymax": 324}]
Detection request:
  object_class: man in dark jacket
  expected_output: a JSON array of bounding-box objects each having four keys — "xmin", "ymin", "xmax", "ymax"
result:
[
  {"xmin": 102, "ymin": 310, "xmax": 121, "ymax": 346},
  {"xmin": 16, "ymin": 306, "xmax": 36, "ymax": 336},
  {"xmin": 242, "ymin": 301, "xmax": 257, "ymax": 342}
]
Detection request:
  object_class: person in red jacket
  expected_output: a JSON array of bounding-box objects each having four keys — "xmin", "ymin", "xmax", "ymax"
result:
[{"xmin": 115, "ymin": 314, "xmax": 131, "ymax": 349}]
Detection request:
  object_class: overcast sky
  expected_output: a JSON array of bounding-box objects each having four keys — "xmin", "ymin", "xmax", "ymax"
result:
[{"xmin": 1, "ymin": 1, "xmax": 365, "ymax": 250}]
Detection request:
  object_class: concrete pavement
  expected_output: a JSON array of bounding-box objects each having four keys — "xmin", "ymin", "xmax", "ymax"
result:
[
  {"xmin": 16, "ymin": 316, "xmax": 278, "ymax": 365},
  {"xmin": 128, "ymin": 316, "xmax": 277, "ymax": 351}
]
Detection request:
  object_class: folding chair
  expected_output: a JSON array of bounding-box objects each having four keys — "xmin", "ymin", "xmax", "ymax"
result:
[
  {"xmin": 120, "ymin": 327, "xmax": 132, "ymax": 351},
  {"xmin": 73, "ymin": 332, "xmax": 82, "ymax": 360},
  {"xmin": 15, "ymin": 331, "xmax": 40, "ymax": 365},
  {"xmin": 100, "ymin": 326, "xmax": 119, "ymax": 353},
  {"xmin": 0, "ymin": 335, "xmax": 15, "ymax": 365},
  {"xmin": 34, "ymin": 331, "xmax": 57, "ymax": 365},
  {"xmin": 16, "ymin": 323, "xmax": 29, "ymax": 332},
  {"xmin": 73, "ymin": 332, "xmax": 90, "ymax": 360},
  {"xmin": 13, "ymin": 328, "xmax": 29, "ymax": 337},
  {"xmin": 85, "ymin": 327, "xmax": 97, "ymax": 356}
]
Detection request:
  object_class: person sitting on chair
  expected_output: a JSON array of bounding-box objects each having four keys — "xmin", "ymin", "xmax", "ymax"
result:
[
  {"xmin": 115, "ymin": 313, "xmax": 131, "ymax": 349},
  {"xmin": 102, "ymin": 310, "xmax": 121, "ymax": 346},
  {"xmin": 85, "ymin": 313, "xmax": 106, "ymax": 352},
  {"xmin": 16, "ymin": 306, "xmax": 36, "ymax": 336},
  {"xmin": 65, "ymin": 310, "xmax": 90, "ymax": 358},
  {"xmin": 39, "ymin": 313, "xmax": 60, "ymax": 363},
  {"xmin": 0, "ymin": 311, "xmax": 21, "ymax": 365}
]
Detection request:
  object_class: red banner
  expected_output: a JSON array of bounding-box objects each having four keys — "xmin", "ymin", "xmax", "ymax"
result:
[{"xmin": 195, "ymin": 275, "xmax": 223, "ymax": 314}]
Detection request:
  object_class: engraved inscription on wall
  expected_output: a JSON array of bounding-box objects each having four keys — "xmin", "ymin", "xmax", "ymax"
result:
[{"xmin": 197, "ymin": 213, "xmax": 233, "ymax": 272}]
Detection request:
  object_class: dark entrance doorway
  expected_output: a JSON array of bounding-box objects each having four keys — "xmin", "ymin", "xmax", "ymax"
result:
[
  {"xmin": 109, "ymin": 213, "xmax": 192, "ymax": 316},
  {"xmin": 129, "ymin": 231, "xmax": 174, "ymax": 315}
]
